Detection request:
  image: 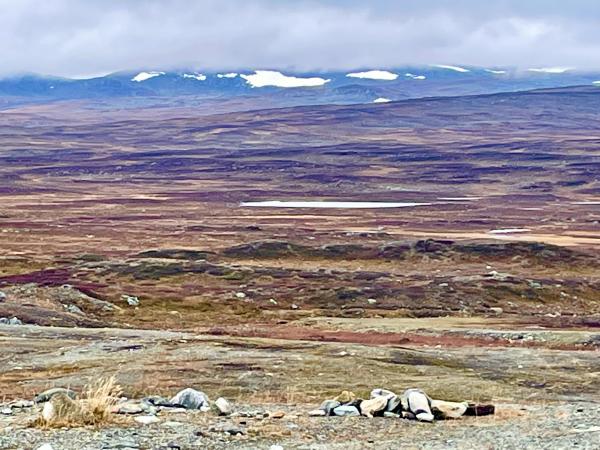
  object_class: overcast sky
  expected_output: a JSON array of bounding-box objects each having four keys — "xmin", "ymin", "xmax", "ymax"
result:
[{"xmin": 2, "ymin": 0, "xmax": 600, "ymax": 77}]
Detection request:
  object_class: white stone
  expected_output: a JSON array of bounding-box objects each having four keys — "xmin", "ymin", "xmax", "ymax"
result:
[
  {"xmin": 135, "ymin": 415, "xmax": 160, "ymax": 425},
  {"xmin": 215, "ymin": 397, "xmax": 232, "ymax": 415}
]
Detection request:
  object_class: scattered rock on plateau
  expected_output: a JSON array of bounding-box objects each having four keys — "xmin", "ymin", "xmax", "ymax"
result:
[
  {"xmin": 9, "ymin": 400, "xmax": 34, "ymax": 409},
  {"xmin": 170, "ymin": 388, "xmax": 209, "ymax": 410},
  {"xmin": 101, "ymin": 440, "xmax": 139, "ymax": 449},
  {"xmin": 41, "ymin": 393, "xmax": 88, "ymax": 423},
  {"xmin": 332, "ymin": 405, "xmax": 360, "ymax": 417},
  {"xmin": 333, "ymin": 391, "xmax": 356, "ymax": 403},
  {"xmin": 134, "ymin": 415, "xmax": 160, "ymax": 425},
  {"xmin": 359, "ymin": 395, "xmax": 388, "ymax": 418},
  {"xmin": 319, "ymin": 400, "xmax": 341, "ymax": 416},
  {"xmin": 64, "ymin": 304, "xmax": 84, "ymax": 315},
  {"xmin": 0, "ymin": 407, "xmax": 12, "ymax": 415},
  {"xmin": 0, "ymin": 291, "xmax": 6, "ymax": 302},
  {"xmin": 143, "ymin": 395, "xmax": 175, "ymax": 407},
  {"xmin": 385, "ymin": 395, "xmax": 402, "ymax": 412},
  {"xmin": 431, "ymin": 399, "xmax": 468, "ymax": 419},
  {"xmin": 113, "ymin": 401, "xmax": 145, "ymax": 415},
  {"xmin": 0, "ymin": 317, "xmax": 23, "ymax": 325},
  {"xmin": 308, "ymin": 409, "xmax": 326, "ymax": 417},
  {"xmin": 269, "ymin": 410, "xmax": 286, "ymax": 419},
  {"xmin": 225, "ymin": 426, "xmax": 245, "ymax": 436},
  {"xmin": 163, "ymin": 420, "xmax": 184, "ymax": 428},
  {"xmin": 215, "ymin": 397, "xmax": 232, "ymax": 416},
  {"xmin": 371, "ymin": 388, "xmax": 396, "ymax": 399},
  {"xmin": 465, "ymin": 403, "xmax": 495, "ymax": 416},
  {"xmin": 403, "ymin": 388, "xmax": 434, "ymax": 422},
  {"xmin": 34, "ymin": 388, "xmax": 77, "ymax": 404},
  {"xmin": 122, "ymin": 295, "xmax": 140, "ymax": 307},
  {"xmin": 235, "ymin": 292, "xmax": 246, "ymax": 299},
  {"xmin": 489, "ymin": 307, "xmax": 504, "ymax": 315}
]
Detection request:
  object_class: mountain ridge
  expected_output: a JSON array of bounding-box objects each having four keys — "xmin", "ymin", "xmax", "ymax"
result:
[{"xmin": 2, "ymin": 67, "xmax": 600, "ymax": 107}]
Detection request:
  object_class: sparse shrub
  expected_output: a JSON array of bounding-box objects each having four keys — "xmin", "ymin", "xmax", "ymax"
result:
[{"xmin": 33, "ymin": 376, "xmax": 122, "ymax": 428}]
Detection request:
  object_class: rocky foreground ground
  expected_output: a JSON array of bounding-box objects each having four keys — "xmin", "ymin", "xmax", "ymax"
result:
[
  {"xmin": 1, "ymin": 400, "xmax": 599, "ymax": 449},
  {"xmin": 0, "ymin": 322, "xmax": 599, "ymax": 449}
]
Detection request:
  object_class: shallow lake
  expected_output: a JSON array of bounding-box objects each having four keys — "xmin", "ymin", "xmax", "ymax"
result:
[{"xmin": 240, "ymin": 201, "xmax": 433, "ymax": 209}]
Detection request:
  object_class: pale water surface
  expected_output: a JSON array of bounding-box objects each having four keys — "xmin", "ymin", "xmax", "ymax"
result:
[
  {"xmin": 240, "ymin": 201, "xmax": 433, "ymax": 209},
  {"xmin": 488, "ymin": 228, "xmax": 531, "ymax": 234}
]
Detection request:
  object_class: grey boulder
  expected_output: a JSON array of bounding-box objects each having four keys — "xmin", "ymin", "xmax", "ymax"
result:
[
  {"xmin": 143, "ymin": 395, "xmax": 175, "ymax": 407},
  {"xmin": 332, "ymin": 405, "xmax": 360, "ymax": 417},
  {"xmin": 0, "ymin": 317, "xmax": 23, "ymax": 326},
  {"xmin": 34, "ymin": 388, "xmax": 77, "ymax": 404},
  {"xmin": 318, "ymin": 400, "xmax": 341, "ymax": 416},
  {"xmin": 169, "ymin": 388, "xmax": 209, "ymax": 410},
  {"xmin": 214, "ymin": 397, "xmax": 232, "ymax": 416},
  {"xmin": 370, "ymin": 388, "xmax": 397, "ymax": 398}
]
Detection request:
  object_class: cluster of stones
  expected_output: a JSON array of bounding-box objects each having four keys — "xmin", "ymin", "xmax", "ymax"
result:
[
  {"xmin": 0, "ymin": 317, "xmax": 22, "ymax": 325},
  {"xmin": 2, "ymin": 387, "xmax": 232, "ymax": 425},
  {"xmin": 308, "ymin": 388, "xmax": 494, "ymax": 422}
]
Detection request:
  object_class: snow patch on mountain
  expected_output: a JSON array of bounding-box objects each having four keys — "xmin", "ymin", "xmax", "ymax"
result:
[
  {"xmin": 485, "ymin": 69, "xmax": 507, "ymax": 74},
  {"xmin": 528, "ymin": 67, "xmax": 572, "ymax": 74},
  {"xmin": 182, "ymin": 73, "xmax": 206, "ymax": 81},
  {"xmin": 373, "ymin": 97, "xmax": 391, "ymax": 103},
  {"xmin": 433, "ymin": 65, "xmax": 470, "ymax": 73},
  {"xmin": 217, "ymin": 73, "xmax": 238, "ymax": 78},
  {"xmin": 131, "ymin": 71, "xmax": 165, "ymax": 82},
  {"xmin": 405, "ymin": 73, "xmax": 426, "ymax": 80},
  {"xmin": 346, "ymin": 70, "xmax": 398, "ymax": 80},
  {"xmin": 240, "ymin": 71, "xmax": 330, "ymax": 88}
]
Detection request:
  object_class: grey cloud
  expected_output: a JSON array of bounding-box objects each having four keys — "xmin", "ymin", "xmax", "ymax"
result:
[{"xmin": 1, "ymin": 0, "xmax": 600, "ymax": 77}]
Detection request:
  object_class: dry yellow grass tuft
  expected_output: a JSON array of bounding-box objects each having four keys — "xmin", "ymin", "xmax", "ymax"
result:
[
  {"xmin": 34, "ymin": 376, "xmax": 122, "ymax": 428},
  {"xmin": 82, "ymin": 376, "xmax": 122, "ymax": 424}
]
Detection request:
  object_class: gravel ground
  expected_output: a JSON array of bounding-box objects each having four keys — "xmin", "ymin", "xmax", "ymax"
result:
[{"xmin": 1, "ymin": 402, "xmax": 599, "ymax": 450}]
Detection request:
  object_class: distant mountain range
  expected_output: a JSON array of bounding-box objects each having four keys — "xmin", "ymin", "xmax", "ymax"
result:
[{"xmin": 1, "ymin": 66, "xmax": 600, "ymax": 107}]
